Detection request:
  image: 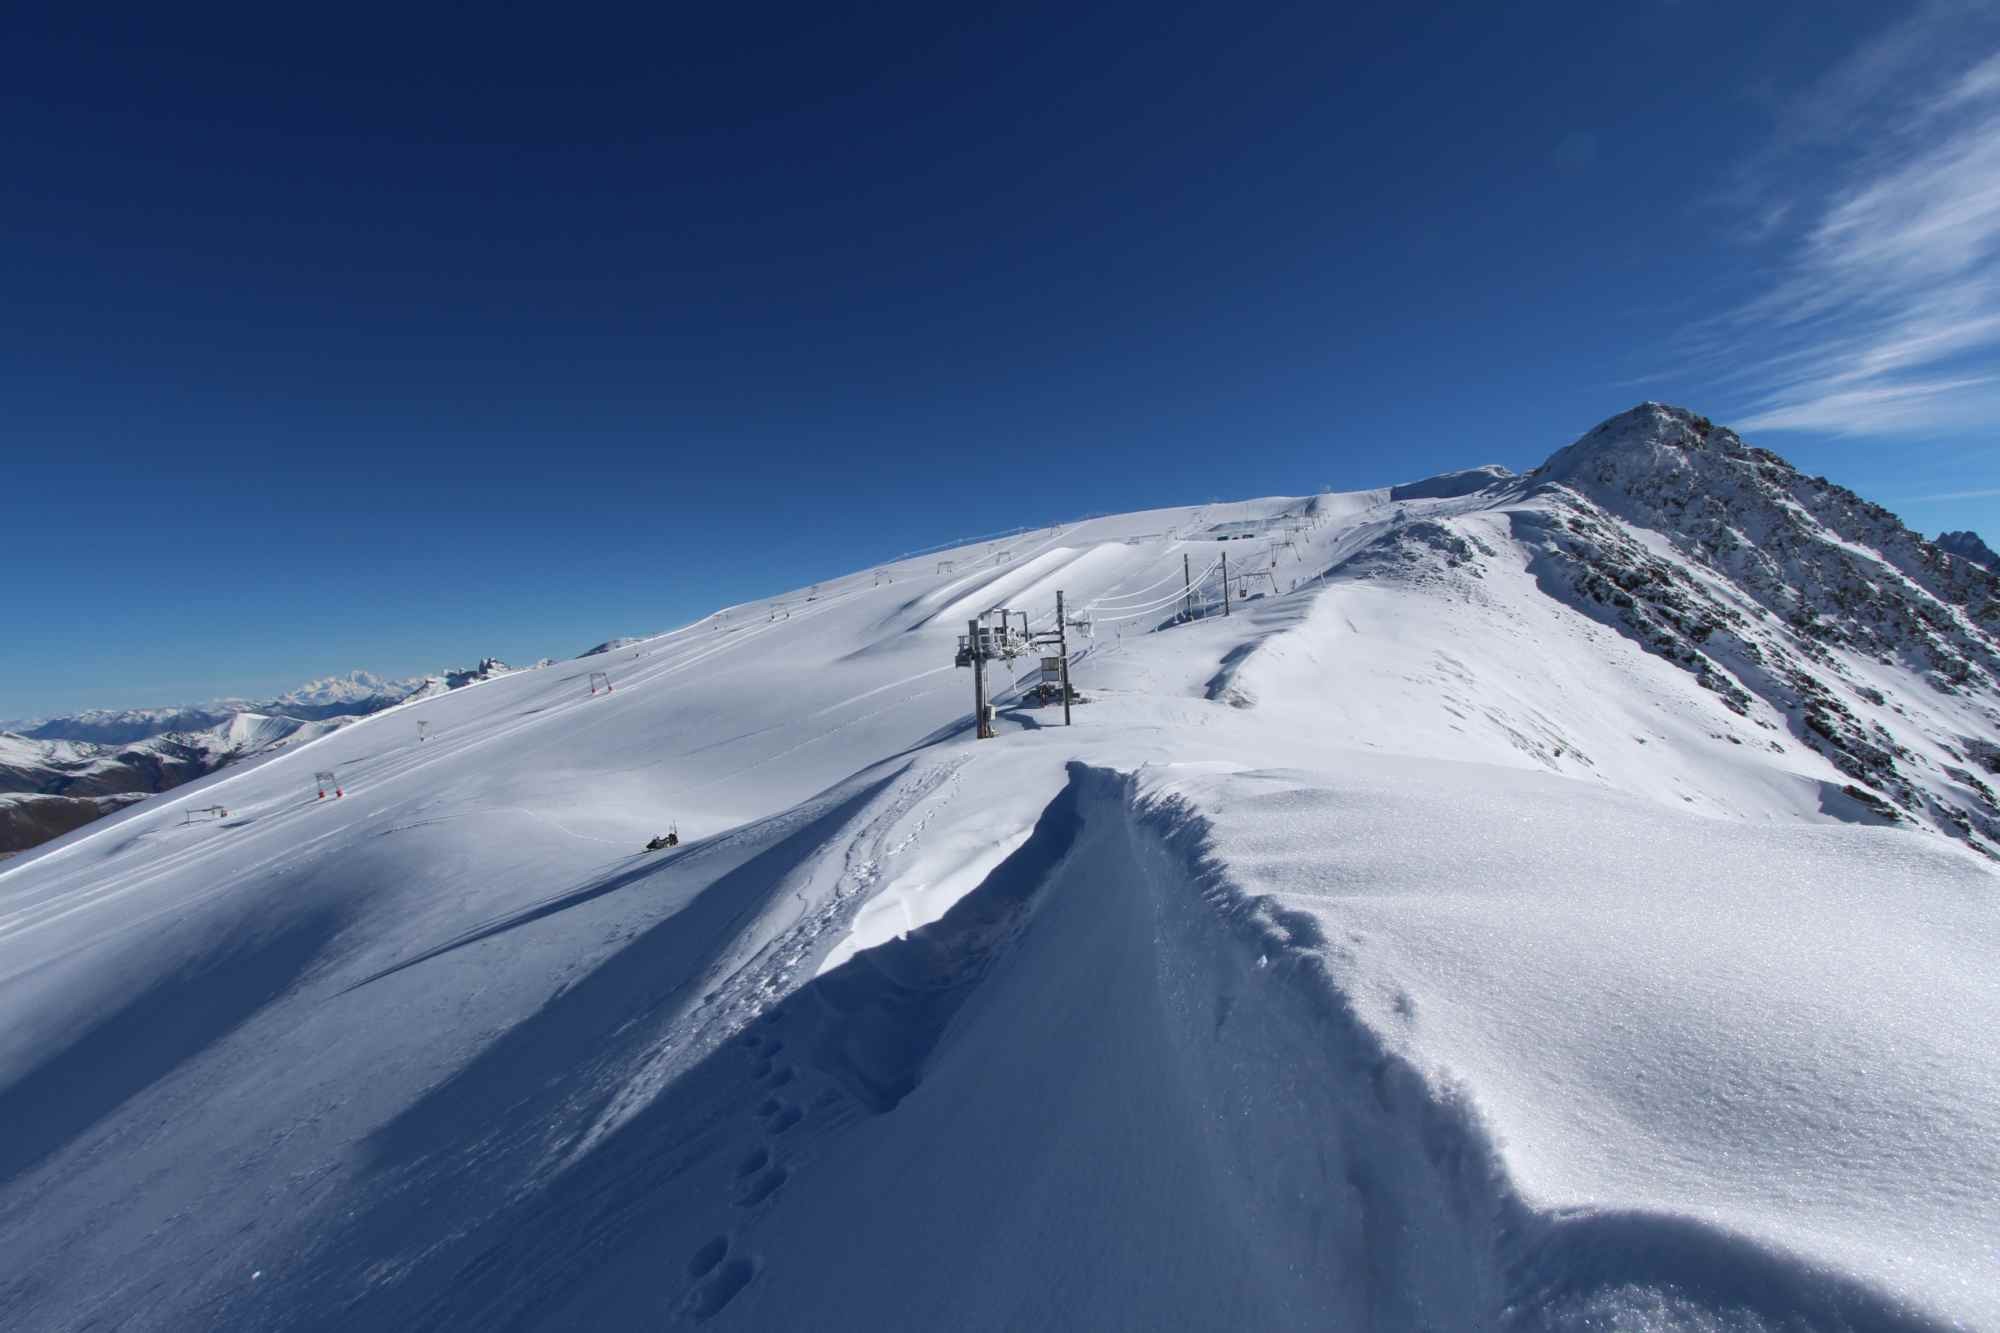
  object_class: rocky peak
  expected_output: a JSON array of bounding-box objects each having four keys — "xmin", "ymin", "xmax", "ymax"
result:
[
  {"xmin": 1529, "ymin": 405, "xmax": 2000, "ymax": 689},
  {"xmin": 1534, "ymin": 402, "xmax": 1743, "ymax": 490},
  {"xmin": 1938, "ymin": 530, "xmax": 2000, "ymax": 572},
  {"xmin": 1483, "ymin": 405, "xmax": 2000, "ymax": 852}
]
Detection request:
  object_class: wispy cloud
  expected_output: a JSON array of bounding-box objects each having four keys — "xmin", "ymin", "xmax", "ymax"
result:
[
  {"xmin": 1714, "ymin": 8, "xmax": 2000, "ymax": 435},
  {"xmin": 1897, "ymin": 486, "xmax": 2000, "ymax": 503}
]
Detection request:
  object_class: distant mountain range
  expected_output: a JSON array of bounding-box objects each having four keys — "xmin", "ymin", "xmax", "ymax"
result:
[
  {"xmin": 0, "ymin": 664, "xmax": 524, "ymax": 855},
  {"xmin": 1, "ymin": 670, "xmax": 427, "ymax": 745}
]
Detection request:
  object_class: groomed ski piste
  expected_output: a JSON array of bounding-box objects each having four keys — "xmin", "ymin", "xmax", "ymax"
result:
[{"xmin": 4, "ymin": 415, "xmax": 1997, "ymax": 1330}]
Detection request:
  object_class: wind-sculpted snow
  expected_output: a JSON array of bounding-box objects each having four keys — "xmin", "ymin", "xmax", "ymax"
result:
[
  {"xmin": 1138, "ymin": 759, "xmax": 1996, "ymax": 1330},
  {"xmin": 290, "ymin": 758, "xmax": 1991, "ymax": 1330},
  {"xmin": 1, "ymin": 406, "xmax": 1997, "ymax": 1329}
]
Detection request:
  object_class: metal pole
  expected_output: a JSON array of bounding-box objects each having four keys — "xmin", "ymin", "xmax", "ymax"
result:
[
  {"xmin": 968, "ymin": 617, "xmax": 991, "ymax": 740},
  {"xmin": 1222, "ymin": 551, "xmax": 1230, "ymax": 616},
  {"xmin": 1183, "ymin": 553, "xmax": 1192, "ymax": 621},
  {"xmin": 1057, "ymin": 590, "xmax": 1072, "ymax": 726}
]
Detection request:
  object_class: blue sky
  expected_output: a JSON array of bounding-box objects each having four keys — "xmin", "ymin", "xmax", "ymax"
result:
[{"xmin": 6, "ymin": 1, "xmax": 1999, "ymax": 717}]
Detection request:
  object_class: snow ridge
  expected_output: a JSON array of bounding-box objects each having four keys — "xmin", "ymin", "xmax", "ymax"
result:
[
  {"xmin": 1126, "ymin": 769, "xmax": 1965, "ymax": 1332},
  {"xmin": 1493, "ymin": 403, "xmax": 2000, "ymax": 852}
]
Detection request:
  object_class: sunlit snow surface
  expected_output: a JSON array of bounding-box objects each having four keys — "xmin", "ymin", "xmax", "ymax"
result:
[
  {"xmin": 2, "ymin": 477, "xmax": 1995, "ymax": 1330},
  {"xmin": 1144, "ymin": 758, "xmax": 1999, "ymax": 1328}
]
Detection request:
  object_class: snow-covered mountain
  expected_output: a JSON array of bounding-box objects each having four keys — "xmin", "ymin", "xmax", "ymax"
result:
[
  {"xmin": 2, "ymin": 406, "xmax": 1995, "ymax": 1331},
  {"xmin": 0, "ymin": 668, "xmax": 532, "ymax": 855},
  {"xmin": 0, "ymin": 713, "xmax": 350, "ymax": 855},
  {"xmin": 258, "ymin": 669, "xmax": 428, "ymax": 722},
  {"xmin": 2, "ymin": 703, "xmax": 243, "ymax": 746},
  {"xmin": 5, "ymin": 670, "xmax": 426, "ymax": 744},
  {"xmin": 1938, "ymin": 527, "xmax": 2000, "ymax": 572},
  {"xmin": 1516, "ymin": 403, "xmax": 2000, "ymax": 852}
]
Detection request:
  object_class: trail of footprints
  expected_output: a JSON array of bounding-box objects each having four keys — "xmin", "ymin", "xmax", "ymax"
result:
[{"xmin": 679, "ymin": 1012, "xmax": 859, "ymax": 1323}]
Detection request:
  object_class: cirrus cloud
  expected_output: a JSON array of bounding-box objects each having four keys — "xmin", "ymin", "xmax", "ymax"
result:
[{"xmin": 1717, "ymin": 10, "xmax": 2000, "ymax": 435}]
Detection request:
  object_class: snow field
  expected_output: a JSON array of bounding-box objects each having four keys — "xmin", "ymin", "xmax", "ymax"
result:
[{"xmin": 1, "ymin": 461, "xmax": 1996, "ymax": 1330}]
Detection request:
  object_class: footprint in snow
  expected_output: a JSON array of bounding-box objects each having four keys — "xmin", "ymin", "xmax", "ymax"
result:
[
  {"xmin": 689, "ymin": 1257, "xmax": 756, "ymax": 1321},
  {"xmin": 736, "ymin": 1165, "xmax": 789, "ymax": 1206},
  {"xmin": 687, "ymin": 1236, "xmax": 729, "ymax": 1279}
]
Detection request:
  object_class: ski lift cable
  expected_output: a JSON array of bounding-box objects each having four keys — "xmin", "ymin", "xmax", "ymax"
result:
[
  {"xmin": 1092, "ymin": 601, "xmax": 1204, "ymax": 625},
  {"xmin": 1088, "ymin": 572, "xmax": 1224, "ymax": 620},
  {"xmin": 1124, "ymin": 554, "xmax": 1222, "ymax": 602},
  {"xmin": 1089, "ymin": 589, "xmax": 1226, "ymax": 625},
  {"xmin": 1093, "ymin": 564, "xmax": 1223, "ymax": 618},
  {"xmin": 1086, "ymin": 551, "xmax": 1212, "ymax": 603},
  {"xmin": 1081, "ymin": 562, "xmax": 1223, "ymax": 620},
  {"xmin": 1084, "ymin": 559, "xmax": 1212, "ymax": 607}
]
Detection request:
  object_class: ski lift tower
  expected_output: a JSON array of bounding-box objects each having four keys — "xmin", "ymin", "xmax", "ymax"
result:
[
  {"xmin": 1030, "ymin": 591, "xmax": 1077, "ymax": 726},
  {"xmin": 954, "ymin": 607, "xmax": 1032, "ymax": 739}
]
